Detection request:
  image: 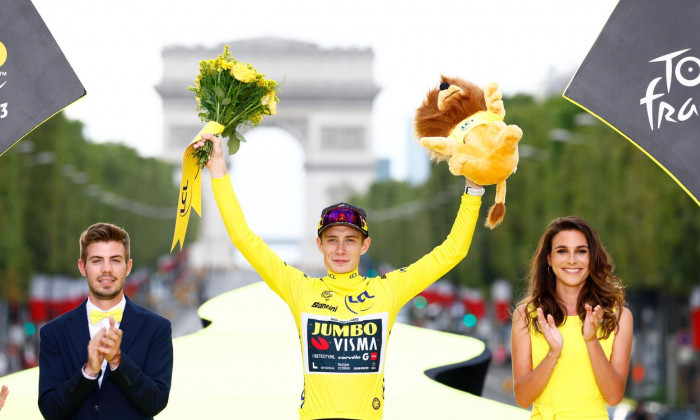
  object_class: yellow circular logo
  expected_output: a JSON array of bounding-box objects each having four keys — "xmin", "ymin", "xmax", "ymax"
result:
[{"xmin": 0, "ymin": 42, "xmax": 7, "ymax": 67}]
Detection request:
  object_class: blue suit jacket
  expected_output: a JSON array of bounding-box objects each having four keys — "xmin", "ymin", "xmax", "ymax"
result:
[{"xmin": 38, "ymin": 296, "xmax": 173, "ymax": 420}]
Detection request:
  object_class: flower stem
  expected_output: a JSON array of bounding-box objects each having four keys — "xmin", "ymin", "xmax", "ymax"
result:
[{"xmin": 215, "ymin": 72, "xmax": 221, "ymax": 122}]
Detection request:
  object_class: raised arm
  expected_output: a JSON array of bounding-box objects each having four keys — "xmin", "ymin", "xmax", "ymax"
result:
[
  {"xmin": 194, "ymin": 134, "xmax": 301, "ymax": 302},
  {"xmin": 389, "ymin": 179, "xmax": 482, "ymax": 306}
]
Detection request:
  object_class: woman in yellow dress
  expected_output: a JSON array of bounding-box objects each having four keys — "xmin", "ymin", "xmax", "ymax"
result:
[{"xmin": 511, "ymin": 216, "xmax": 633, "ymax": 419}]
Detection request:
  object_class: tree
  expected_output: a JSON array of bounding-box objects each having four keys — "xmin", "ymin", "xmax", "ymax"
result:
[{"xmin": 0, "ymin": 112, "xmax": 192, "ymax": 302}]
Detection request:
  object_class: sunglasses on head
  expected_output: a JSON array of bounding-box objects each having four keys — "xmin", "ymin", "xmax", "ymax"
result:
[{"xmin": 318, "ymin": 207, "xmax": 368, "ymax": 236}]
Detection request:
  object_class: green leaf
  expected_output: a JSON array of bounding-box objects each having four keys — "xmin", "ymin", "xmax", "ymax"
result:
[
  {"xmin": 227, "ymin": 137, "xmax": 241, "ymax": 155},
  {"xmin": 235, "ymin": 131, "xmax": 247, "ymax": 143},
  {"xmin": 221, "ymin": 97, "xmax": 231, "ymax": 106},
  {"xmin": 215, "ymin": 86, "xmax": 225, "ymax": 98}
]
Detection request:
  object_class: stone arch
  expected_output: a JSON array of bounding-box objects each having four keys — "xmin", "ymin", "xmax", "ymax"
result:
[
  {"xmin": 157, "ymin": 38, "xmax": 380, "ymax": 272},
  {"xmin": 229, "ymin": 126, "xmax": 305, "ymax": 265}
]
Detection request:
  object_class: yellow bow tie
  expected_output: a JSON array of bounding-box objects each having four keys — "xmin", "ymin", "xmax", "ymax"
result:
[{"xmin": 90, "ymin": 308, "xmax": 123, "ymax": 324}]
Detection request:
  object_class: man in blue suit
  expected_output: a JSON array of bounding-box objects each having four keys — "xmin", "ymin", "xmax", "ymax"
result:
[{"xmin": 38, "ymin": 223, "xmax": 173, "ymax": 420}]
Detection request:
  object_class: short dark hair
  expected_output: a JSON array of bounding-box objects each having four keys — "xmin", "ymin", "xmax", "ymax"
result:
[{"xmin": 79, "ymin": 223, "xmax": 130, "ymax": 263}]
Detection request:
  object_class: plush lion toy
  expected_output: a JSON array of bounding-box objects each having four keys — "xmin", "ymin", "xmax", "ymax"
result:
[{"xmin": 414, "ymin": 76, "xmax": 522, "ymax": 229}]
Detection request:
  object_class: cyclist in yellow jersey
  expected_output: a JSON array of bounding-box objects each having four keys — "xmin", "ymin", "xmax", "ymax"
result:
[
  {"xmin": 194, "ymin": 133, "xmax": 483, "ymax": 419},
  {"xmin": 511, "ymin": 216, "xmax": 633, "ymax": 419}
]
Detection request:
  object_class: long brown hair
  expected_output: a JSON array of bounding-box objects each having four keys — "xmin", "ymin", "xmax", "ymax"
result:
[{"xmin": 518, "ymin": 216, "xmax": 625, "ymax": 339}]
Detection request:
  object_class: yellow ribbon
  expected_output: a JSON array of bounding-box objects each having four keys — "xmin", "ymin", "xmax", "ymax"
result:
[
  {"xmin": 90, "ymin": 308, "xmax": 123, "ymax": 324},
  {"xmin": 171, "ymin": 121, "xmax": 225, "ymax": 252}
]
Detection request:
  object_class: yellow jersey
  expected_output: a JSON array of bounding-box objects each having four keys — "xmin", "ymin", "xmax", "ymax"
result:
[{"xmin": 212, "ymin": 174, "xmax": 480, "ymax": 419}]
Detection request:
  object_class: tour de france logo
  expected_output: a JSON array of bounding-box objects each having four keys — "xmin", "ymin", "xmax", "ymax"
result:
[
  {"xmin": 640, "ymin": 48, "xmax": 700, "ymax": 131},
  {"xmin": 0, "ymin": 41, "xmax": 7, "ymax": 67}
]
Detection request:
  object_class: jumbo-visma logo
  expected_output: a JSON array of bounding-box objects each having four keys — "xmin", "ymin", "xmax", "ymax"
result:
[{"xmin": 0, "ymin": 41, "xmax": 7, "ymax": 67}]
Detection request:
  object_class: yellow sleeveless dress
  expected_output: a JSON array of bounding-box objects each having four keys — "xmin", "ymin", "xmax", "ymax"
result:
[{"xmin": 530, "ymin": 315, "xmax": 614, "ymax": 420}]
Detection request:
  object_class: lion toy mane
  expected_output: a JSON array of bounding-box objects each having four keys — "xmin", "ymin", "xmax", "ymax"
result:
[{"xmin": 414, "ymin": 76, "xmax": 522, "ymax": 229}]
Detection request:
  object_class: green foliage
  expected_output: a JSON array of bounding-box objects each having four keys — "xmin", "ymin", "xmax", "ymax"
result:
[
  {"xmin": 0, "ymin": 113, "xmax": 184, "ymax": 302},
  {"xmin": 356, "ymin": 94, "xmax": 700, "ymax": 297}
]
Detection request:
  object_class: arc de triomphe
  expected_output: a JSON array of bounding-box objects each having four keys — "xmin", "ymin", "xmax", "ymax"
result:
[{"xmin": 157, "ymin": 38, "xmax": 380, "ymax": 273}]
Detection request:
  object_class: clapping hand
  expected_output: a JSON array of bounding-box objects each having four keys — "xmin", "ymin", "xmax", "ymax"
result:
[
  {"xmin": 86, "ymin": 328, "xmax": 106, "ymax": 377},
  {"xmin": 99, "ymin": 316, "xmax": 123, "ymax": 369},
  {"xmin": 583, "ymin": 303, "xmax": 604, "ymax": 342},
  {"xmin": 0, "ymin": 385, "xmax": 9, "ymax": 411},
  {"xmin": 536, "ymin": 307, "xmax": 563, "ymax": 358}
]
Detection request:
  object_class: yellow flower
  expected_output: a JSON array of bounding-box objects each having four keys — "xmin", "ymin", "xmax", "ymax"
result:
[
  {"xmin": 194, "ymin": 75, "xmax": 201, "ymax": 87},
  {"xmin": 218, "ymin": 60, "xmax": 233, "ymax": 71},
  {"xmin": 261, "ymin": 91, "xmax": 278, "ymax": 115},
  {"xmin": 231, "ymin": 62, "xmax": 257, "ymax": 83},
  {"xmin": 259, "ymin": 79, "xmax": 277, "ymax": 90},
  {"xmin": 195, "ymin": 96, "xmax": 201, "ymax": 106}
]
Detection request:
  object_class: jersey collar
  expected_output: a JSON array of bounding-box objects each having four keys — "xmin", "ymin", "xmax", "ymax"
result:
[{"xmin": 324, "ymin": 269, "xmax": 366, "ymax": 295}]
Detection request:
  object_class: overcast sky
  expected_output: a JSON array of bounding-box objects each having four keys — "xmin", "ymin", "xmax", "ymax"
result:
[{"xmin": 32, "ymin": 0, "xmax": 618, "ymax": 181}]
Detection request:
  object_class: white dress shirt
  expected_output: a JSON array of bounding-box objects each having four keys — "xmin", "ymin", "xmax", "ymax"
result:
[{"xmin": 81, "ymin": 297, "xmax": 126, "ymax": 386}]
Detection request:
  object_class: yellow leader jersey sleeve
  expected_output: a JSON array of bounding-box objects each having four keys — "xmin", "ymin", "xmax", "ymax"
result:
[{"xmin": 212, "ymin": 174, "xmax": 481, "ymax": 420}]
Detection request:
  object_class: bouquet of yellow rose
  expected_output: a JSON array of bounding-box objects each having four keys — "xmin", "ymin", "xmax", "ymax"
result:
[{"xmin": 187, "ymin": 45, "xmax": 279, "ymax": 167}]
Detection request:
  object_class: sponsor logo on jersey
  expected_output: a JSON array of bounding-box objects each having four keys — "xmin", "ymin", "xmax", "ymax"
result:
[
  {"xmin": 345, "ymin": 290, "xmax": 376, "ymax": 314},
  {"xmin": 311, "ymin": 320, "xmax": 378, "ymax": 337},
  {"xmin": 327, "ymin": 272, "xmax": 359, "ymax": 280},
  {"xmin": 311, "ymin": 301, "xmax": 338, "ymax": 312},
  {"xmin": 372, "ymin": 398, "xmax": 381, "ymax": 410},
  {"xmin": 310, "ymin": 336, "xmax": 330, "ymax": 350},
  {"xmin": 302, "ymin": 312, "xmax": 388, "ymax": 375},
  {"xmin": 321, "ymin": 290, "xmax": 334, "ymax": 300}
]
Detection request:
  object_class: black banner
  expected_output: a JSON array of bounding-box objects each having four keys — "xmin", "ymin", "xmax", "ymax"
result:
[
  {"xmin": 0, "ymin": 0, "xmax": 85, "ymax": 156},
  {"xmin": 564, "ymin": 0, "xmax": 700, "ymax": 206}
]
